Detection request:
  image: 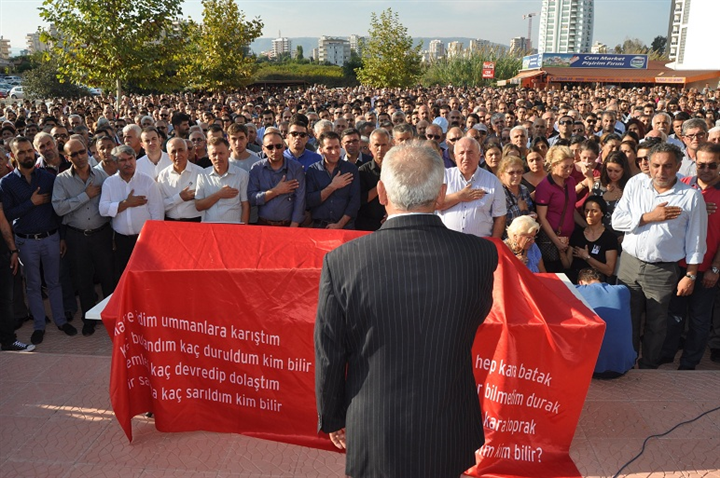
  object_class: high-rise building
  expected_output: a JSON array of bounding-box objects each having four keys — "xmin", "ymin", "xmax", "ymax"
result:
[
  {"xmin": 509, "ymin": 37, "xmax": 529, "ymax": 56},
  {"xmin": 271, "ymin": 36, "xmax": 292, "ymax": 58},
  {"xmin": 26, "ymin": 25, "xmax": 58, "ymax": 54},
  {"xmin": 447, "ymin": 41, "xmax": 464, "ymax": 58},
  {"xmin": 0, "ymin": 37, "xmax": 10, "ymax": 61},
  {"xmin": 349, "ymin": 34, "xmax": 363, "ymax": 54},
  {"xmin": 318, "ymin": 36, "xmax": 351, "ymax": 66},
  {"xmin": 538, "ymin": 0, "xmax": 594, "ymax": 53},
  {"xmin": 666, "ymin": 0, "xmax": 718, "ymax": 69},
  {"xmin": 428, "ymin": 39, "xmax": 445, "ymax": 60}
]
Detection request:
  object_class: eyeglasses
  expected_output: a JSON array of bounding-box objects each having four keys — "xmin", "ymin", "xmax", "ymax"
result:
[
  {"xmin": 190, "ymin": 138, "xmax": 205, "ymax": 143},
  {"xmin": 586, "ymin": 119, "xmax": 596, "ymax": 124},
  {"xmin": 426, "ymin": 134, "xmax": 441, "ymax": 140},
  {"xmin": 447, "ymin": 137, "xmax": 462, "ymax": 142},
  {"xmin": 264, "ymin": 143, "xmax": 284, "ymax": 150},
  {"xmin": 53, "ymin": 133, "xmax": 69, "ymax": 139},
  {"xmin": 222, "ymin": 118, "xmax": 232, "ymax": 122},
  {"xmin": 684, "ymin": 132, "xmax": 707, "ymax": 140},
  {"xmin": 636, "ymin": 156, "xmax": 649, "ymax": 162},
  {"xmin": 289, "ymin": 131, "xmax": 307, "ymax": 138},
  {"xmin": 559, "ymin": 120, "xmax": 573, "ymax": 125},
  {"xmin": 67, "ymin": 149, "xmax": 86, "ymax": 158},
  {"xmin": 697, "ymin": 163, "xmax": 718, "ymax": 170}
]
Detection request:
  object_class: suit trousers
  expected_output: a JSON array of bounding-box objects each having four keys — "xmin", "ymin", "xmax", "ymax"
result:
[
  {"xmin": 14, "ymin": 232, "xmax": 67, "ymax": 330},
  {"xmin": 66, "ymin": 226, "xmax": 115, "ymax": 321},
  {"xmin": 662, "ymin": 269, "xmax": 719, "ymax": 367},
  {"xmin": 617, "ymin": 253, "xmax": 679, "ymax": 369},
  {"xmin": 0, "ymin": 248, "xmax": 17, "ymax": 347},
  {"xmin": 113, "ymin": 232, "xmax": 138, "ymax": 284}
]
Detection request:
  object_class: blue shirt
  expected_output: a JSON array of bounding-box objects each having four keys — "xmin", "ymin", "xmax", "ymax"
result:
[
  {"xmin": 248, "ymin": 158, "xmax": 306, "ymax": 224},
  {"xmin": 0, "ymin": 168, "xmax": 61, "ymax": 235},
  {"xmin": 306, "ymin": 159, "xmax": 360, "ymax": 225},
  {"xmin": 284, "ymin": 148, "xmax": 321, "ymax": 171}
]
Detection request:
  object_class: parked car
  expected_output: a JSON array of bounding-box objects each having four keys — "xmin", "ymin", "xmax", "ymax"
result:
[{"xmin": 9, "ymin": 86, "xmax": 24, "ymax": 99}]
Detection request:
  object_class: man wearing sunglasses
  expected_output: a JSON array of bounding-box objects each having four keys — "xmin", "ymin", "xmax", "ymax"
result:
[
  {"xmin": 248, "ymin": 131, "xmax": 305, "ymax": 227},
  {"xmin": 52, "ymin": 138, "xmax": 114, "ymax": 337},
  {"xmin": 284, "ymin": 121, "xmax": 321, "ymax": 172},
  {"xmin": 662, "ymin": 142, "xmax": 720, "ymax": 370},
  {"xmin": 549, "ymin": 115, "xmax": 574, "ymax": 146}
]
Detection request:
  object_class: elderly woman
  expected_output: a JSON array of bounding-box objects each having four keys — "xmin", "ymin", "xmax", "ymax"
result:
[
  {"xmin": 481, "ymin": 141, "xmax": 502, "ymax": 175},
  {"xmin": 505, "ymin": 215, "xmax": 546, "ymax": 273},
  {"xmin": 498, "ymin": 156, "xmax": 535, "ymax": 229},
  {"xmin": 534, "ymin": 145, "xmax": 583, "ymax": 272}
]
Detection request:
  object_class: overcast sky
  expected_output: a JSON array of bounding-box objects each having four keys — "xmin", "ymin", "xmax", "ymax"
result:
[{"xmin": 0, "ymin": 0, "xmax": 670, "ymax": 53}]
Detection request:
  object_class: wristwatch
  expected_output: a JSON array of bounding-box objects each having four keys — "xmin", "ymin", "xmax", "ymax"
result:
[
  {"xmin": 9, "ymin": 250, "xmax": 18, "ymax": 255},
  {"xmin": 711, "ymin": 266, "xmax": 720, "ymax": 275},
  {"xmin": 685, "ymin": 273, "xmax": 697, "ymax": 281}
]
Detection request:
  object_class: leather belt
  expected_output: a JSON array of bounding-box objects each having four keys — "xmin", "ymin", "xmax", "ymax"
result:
[
  {"xmin": 67, "ymin": 223, "xmax": 110, "ymax": 236},
  {"xmin": 16, "ymin": 229, "xmax": 58, "ymax": 240},
  {"xmin": 258, "ymin": 218, "xmax": 291, "ymax": 227}
]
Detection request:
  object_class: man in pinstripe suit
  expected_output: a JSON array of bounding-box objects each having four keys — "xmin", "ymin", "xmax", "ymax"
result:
[{"xmin": 315, "ymin": 141, "xmax": 498, "ymax": 478}]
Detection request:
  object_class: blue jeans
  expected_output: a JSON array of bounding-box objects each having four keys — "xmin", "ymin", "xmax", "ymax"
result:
[
  {"xmin": 15, "ymin": 232, "xmax": 66, "ymax": 330},
  {"xmin": 663, "ymin": 270, "xmax": 719, "ymax": 368}
]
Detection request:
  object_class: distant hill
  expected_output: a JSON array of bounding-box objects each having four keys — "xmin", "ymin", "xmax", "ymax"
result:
[{"xmin": 248, "ymin": 37, "xmax": 508, "ymax": 56}]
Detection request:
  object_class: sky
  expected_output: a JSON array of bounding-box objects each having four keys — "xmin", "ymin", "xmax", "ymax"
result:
[{"xmin": 0, "ymin": 0, "xmax": 671, "ymax": 54}]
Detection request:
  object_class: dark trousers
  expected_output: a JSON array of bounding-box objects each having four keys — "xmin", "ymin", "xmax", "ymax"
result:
[
  {"xmin": 0, "ymin": 249, "xmax": 16, "ymax": 346},
  {"xmin": 114, "ymin": 232, "xmax": 138, "ymax": 284},
  {"xmin": 66, "ymin": 226, "xmax": 116, "ymax": 322},
  {"xmin": 663, "ymin": 270, "xmax": 719, "ymax": 368},
  {"xmin": 617, "ymin": 253, "xmax": 679, "ymax": 369}
]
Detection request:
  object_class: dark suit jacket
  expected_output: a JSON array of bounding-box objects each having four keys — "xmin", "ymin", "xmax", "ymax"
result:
[{"xmin": 315, "ymin": 214, "xmax": 498, "ymax": 478}]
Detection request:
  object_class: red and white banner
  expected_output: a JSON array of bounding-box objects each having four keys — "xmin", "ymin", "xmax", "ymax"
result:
[
  {"xmin": 483, "ymin": 61, "xmax": 496, "ymax": 79},
  {"xmin": 102, "ymin": 221, "xmax": 604, "ymax": 477}
]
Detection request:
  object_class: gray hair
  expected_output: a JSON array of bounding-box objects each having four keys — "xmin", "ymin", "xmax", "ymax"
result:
[
  {"xmin": 111, "ymin": 144, "xmax": 136, "ymax": 160},
  {"xmin": 370, "ymin": 128, "xmax": 391, "ymax": 142},
  {"xmin": 122, "ymin": 124, "xmax": 141, "ymax": 136},
  {"xmin": 510, "ymin": 125, "xmax": 528, "ymax": 137},
  {"xmin": 313, "ymin": 119, "xmax": 333, "ymax": 136},
  {"xmin": 33, "ymin": 131, "xmax": 55, "ymax": 149},
  {"xmin": 649, "ymin": 142, "xmax": 682, "ymax": 164},
  {"xmin": 681, "ymin": 118, "xmax": 708, "ymax": 135},
  {"xmin": 141, "ymin": 115, "xmax": 154, "ymax": 124},
  {"xmin": 380, "ymin": 141, "xmax": 444, "ymax": 211},
  {"xmin": 708, "ymin": 126, "xmax": 720, "ymax": 135},
  {"xmin": 652, "ymin": 112, "xmax": 672, "ymax": 126},
  {"xmin": 507, "ymin": 215, "xmax": 540, "ymax": 237}
]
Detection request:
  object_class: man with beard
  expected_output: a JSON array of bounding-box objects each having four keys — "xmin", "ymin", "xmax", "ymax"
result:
[{"xmin": 1, "ymin": 137, "xmax": 77, "ymax": 345}]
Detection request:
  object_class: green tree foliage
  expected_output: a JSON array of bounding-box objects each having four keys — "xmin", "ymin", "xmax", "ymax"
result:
[
  {"xmin": 356, "ymin": 8, "xmax": 422, "ymax": 88},
  {"xmin": 39, "ymin": 0, "xmax": 190, "ymax": 99},
  {"xmin": 613, "ymin": 38, "xmax": 649, "ymax": 54},
  {"xmin": 188, "ymin": 0, "xmax": 263, "ymax": 92},
  {"xmin": 22, "ymin": 54, "xmax": 91, "ymax": 99},
  {"xmin": 422, "ymin": 47, "xmax": 522, "ymax": 87},
  {"xmin": 651, "ymin": 35, "xmax": 667, "ymax": 55},
  {"xmin": 342, "ymin": 50, "xmax": 363, "ymax": 84},
  {"xmin": 296, "ymin": 45, "xmax": 304, "ymax": 61}
]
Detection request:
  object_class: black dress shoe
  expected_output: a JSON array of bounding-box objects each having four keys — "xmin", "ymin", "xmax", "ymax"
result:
[
  {"xmin": 82, "ymin": 323, "xmax": 95, "ymax": 337},
  {"xmin": 711, "ymin": 349, "xmax": 720, "ymax": 363},
  {"xmin": 58, "ymin": 323, "xmax": 78, "ymax": 336},
  {"xmin": 65, "ymin": 311, "xmax": 75, "ymax": 322},
  {"xmin": 31, "ymin": 329, "xmax": 45, "ymax": 345},
  {"xmin": 678, "ymin": 365, "xmax": 695, "ymax": 370}
]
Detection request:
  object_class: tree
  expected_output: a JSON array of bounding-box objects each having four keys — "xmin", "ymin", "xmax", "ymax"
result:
[
  {"xmin": 342, "ymin": 50, "xmax": 363, "ymax": 84},
  {"xmin": 39, "ymin": 0, "xmax": 190, "ymax": 101},
  {"xmin": 613, "ymin": 37, "xmax": 649, "ymax": 54},
  {"xmin": 651, "ymin": 35, "xmax": 667, "ymax": 54},
  {"xmin": 23, "ymin": 54, "xmax": 91, "ymax": 99},
  {"xmin": 188, "ymin": 0, "xmax": 263, "ymax": 92},
  {"xmin": 296, "ymin": 45, "xmax": 304, "ymax": 61},
  {"xmin": 355, "ymin": 8, "xmax": 422, "ymax": 88}
]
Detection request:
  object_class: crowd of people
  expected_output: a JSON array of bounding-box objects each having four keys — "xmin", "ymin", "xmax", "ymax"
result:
[{"xmin": 0, "ymin": 83, "xmax": 718, "ymax": 375}]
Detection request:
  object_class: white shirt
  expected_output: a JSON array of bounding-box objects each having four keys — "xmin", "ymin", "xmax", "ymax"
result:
[
  {"xmin": 99, "ymin": 172, "xmax": 164, "ymax": 235},
  {"xmin": 157, "ymin": 162, "xmax": 204, "ymax": 219},
  {"xmin": 136, "ymin": 152, "xmax": 172, "ymax": 180},
  {"xmin": 196, "ymin": 164, "xmax": 249, "ymax": 224},
  {"xmin": 438, "ymin": 167, "xmax": 507, "ymax": 237},
  {"xmin": 611, "ymin": 175, "xmax": 707, "ymax": 264}
]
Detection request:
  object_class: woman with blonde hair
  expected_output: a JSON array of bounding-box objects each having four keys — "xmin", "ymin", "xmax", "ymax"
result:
[
  {"xmin": 505, "ymin": 215, "xmax": 545, "ymax": 273},
  {"xmin": 534, "ymin": 145, "xmax": 584, "ymax": 272}
]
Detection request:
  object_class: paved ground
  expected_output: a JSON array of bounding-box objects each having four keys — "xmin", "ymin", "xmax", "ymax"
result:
[{"xmin": 1, "ymin": 319, "xmax": 719, "ymax": 478}]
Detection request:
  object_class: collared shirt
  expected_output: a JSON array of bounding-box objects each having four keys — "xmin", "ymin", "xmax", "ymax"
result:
[
  {"xmin": 35, "ymin": 155, "xmax": 71, "ymax": 176},
  {"xmin": 504, "ymin": 184, "xmax": 534, "ymax": 225},
  {"xmin": 611, "ymin": 176, "xmax": 707, "ymax": 264},
  {"xmin": 136, "ymin": 152, "xmax": 172, "ymax": 181},
  {"xmin": 157, "ymin": 162, "xmax": 204, "ymax": 220},
  {"xmin": 680, "ymin": 176, "xmax": 720, "ymax": 271},
  {"xmin": 679, "ymin": 150, "xmax": 697, "ymax": 177},
  {"xmin": 248, "ymin": 157, "xmax": 306, "ymax": 224},
  {"xmin": 306, "ymin": 159, "xmax": 360, "ymax": 224},
  {"xmin": 438, "ymin": 167, "xmax": 507, "ymax": 237},
  {"xmin": 196, "ymin": 164, "xmax": 249, "ymax": 224},
  {"xmin": 0, "ymin": 167, "xmax": 60, "ymax": 235},
  {"xmin": 534, "ymin": 174, "xmax": 578, "ymax": 237},
  {"xmin": 284, "ymin": 148, "xmax": 321, "ymax": 171},
  {"xmin": 230, "ymin": 153, "xmax": 262, "ymax": 224},
  {"xmin": 51, "ymin": 166, "xmax": 110, "ymax": 230},
  {"xmin": 99, "ymin": 172, "xmax": 164, "ymax": 235}
]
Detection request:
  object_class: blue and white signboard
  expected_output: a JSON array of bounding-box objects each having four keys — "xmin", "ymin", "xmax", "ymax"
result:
[{"xmin": 522, "ymin": 53, "xmax": 648, "ymax": 70}]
